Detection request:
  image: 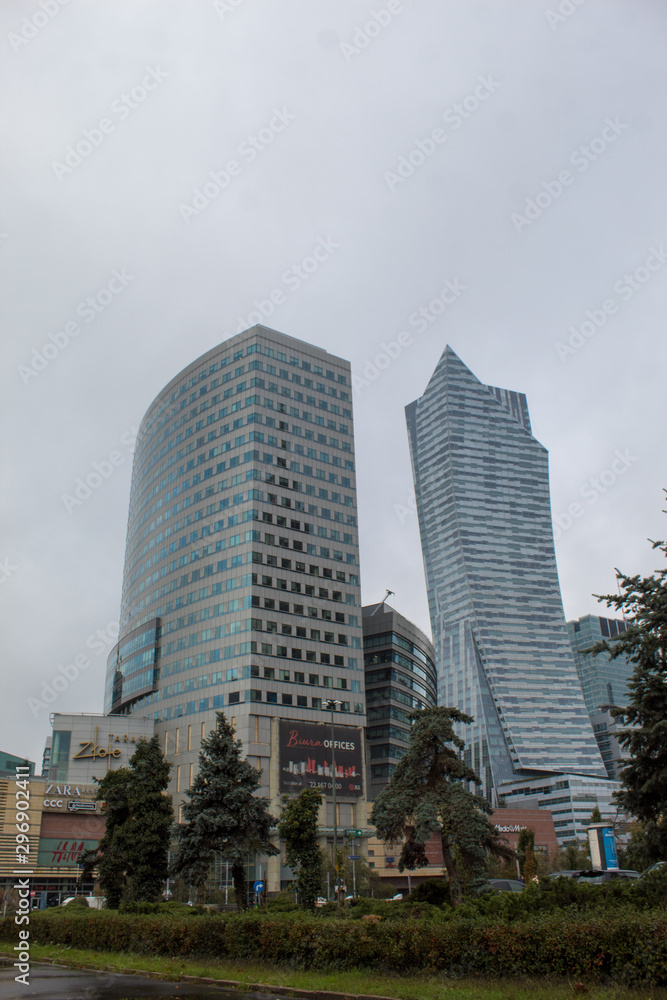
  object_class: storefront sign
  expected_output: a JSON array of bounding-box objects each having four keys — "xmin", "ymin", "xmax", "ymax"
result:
[
  {"xmin": 37, "ymin": 838, "xmax": 99, "ymax": 866},
  {"xmin": 73, "ymin": 726, "xmax": 123, "ymax": 761}
]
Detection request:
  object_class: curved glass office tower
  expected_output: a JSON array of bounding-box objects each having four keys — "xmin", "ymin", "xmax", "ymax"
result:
[
  {"xmin": 362, "ymin": 600, "xmax": 437, "ymax": 799},
  {"xmin": 104, "ymin": 327, "xmax": 367, "ymax": 884},
  {"xmin": 406, "ymin": 347, "xmax": 606, "ymax": 801}
]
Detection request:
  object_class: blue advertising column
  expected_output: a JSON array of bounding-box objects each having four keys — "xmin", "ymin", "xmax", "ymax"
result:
[{"xmin": 587, "ymin": 823, "xmax": 619, "ymax": 870}]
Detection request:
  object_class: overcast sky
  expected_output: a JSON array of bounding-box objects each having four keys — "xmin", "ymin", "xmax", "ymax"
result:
[{"xmin": 1, "ymin": 0, "xmax": 665, "ymax": 766}]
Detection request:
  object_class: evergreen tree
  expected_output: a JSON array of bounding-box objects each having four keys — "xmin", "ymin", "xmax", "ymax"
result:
[
  {"xmin": 81, "ymin": 767, "xmax": 132, "ymax": 908},
  {"xmin": 278, "ymin": 788, "xmax": 324, "ymax": 909},
  {"xmin": 80, "ymin": 737, "xmax": 173, "ymax": 907},
  {"xmin": 122, "ymin": 737, "xmax": 173, "ymax": 901},
  {"xmin": 589, "ymin": 805, "xmax": 603, "ymax": 824},
  {"xmin": 370, "ymin": 707, "xmax": 513, "ymax": 905},
  {"xmin": 171, "ymin": 712, "xmax": 278, "ymax": 907},
  {"xmin": 592, "ymin": 528, "xmax": 667, "ymax": 862}
]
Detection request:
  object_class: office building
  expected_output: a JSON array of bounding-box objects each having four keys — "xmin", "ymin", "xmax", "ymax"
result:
[
  {"xmin": 405, "ymin": 346, "xmax": 609, "ymax": 825},
  {"xmin": 362, "ymin": 599, "xmax": 436, "ymax": 798},
  {"xmin": 567, "ymin": 614, "xmax": 632, "ymax": 715},
  {"xmin": 567, "ymin": 614, "xmax": 634, "ymax": 780},
  {"xmin": 104, "ymin": 326, "xmax": 367, "ymax": 890}
]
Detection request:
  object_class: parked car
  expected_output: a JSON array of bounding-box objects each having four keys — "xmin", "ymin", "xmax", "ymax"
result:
[
  {"xmin": 548, "ymin": 869, "xmax": 640, "ymax": 883},
  {"xmin": 477, "ymin": 878, "xmax": 525, "ymax": 894},
  {"xmin": 59, "ymin": 896, "xmax": 106, "ymax": 909},
  {"xmin": 643, "ymin": 861, "xmax": 666, "ymax": 877},
  {"xmin": 575, "ymin": 869, "xmax": 640, "ymax": 883}
]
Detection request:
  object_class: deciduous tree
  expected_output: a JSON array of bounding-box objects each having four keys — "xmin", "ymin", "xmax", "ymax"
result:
[{"xmin": 278, "ymin": 788, "xmax": 324, "ymax": 909}]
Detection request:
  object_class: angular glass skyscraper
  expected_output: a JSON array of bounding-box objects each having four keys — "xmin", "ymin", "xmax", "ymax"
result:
[{"xmin": 406, "ymin": 347, "xmax": 606, "ymax": 801}]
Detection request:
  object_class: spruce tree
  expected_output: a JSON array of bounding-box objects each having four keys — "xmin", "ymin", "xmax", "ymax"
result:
[
  {"xmin": 592, "ymin": 528, "xmax": 667, "ymax": 862},
  {"xmin": 171, "ymin": 712, "xmax": 278, "ymax": 907},
  {"xmin": 371, "ymin": 706, "xmax": 513, "ymax": 905},
  {"xmin": 278, "ymin": 789, "xmax": 324, "ymax": 909}
]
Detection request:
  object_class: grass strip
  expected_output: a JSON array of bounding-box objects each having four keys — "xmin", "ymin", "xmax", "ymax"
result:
[{"xmin": 1, "ymin": 941, "xmax": 665, "ymax": 1000}]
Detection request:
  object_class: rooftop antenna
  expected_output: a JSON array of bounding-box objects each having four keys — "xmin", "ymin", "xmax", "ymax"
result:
[{"xmin": 371, "ymin": 589, "xmax": 394, "ymax": 614}]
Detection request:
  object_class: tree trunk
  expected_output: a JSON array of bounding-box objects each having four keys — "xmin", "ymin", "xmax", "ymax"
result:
[
  {"xmin": 231, "ymin": 861, "xmax": 246, "ymax": 910},
  {"xmin": 440, "ymin": 833, "xmax": 461, "ymax": 906}
]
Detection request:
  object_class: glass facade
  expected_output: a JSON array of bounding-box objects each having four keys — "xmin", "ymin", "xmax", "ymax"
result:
[
  {"xmin": 500, "ymin": 772, "xmax": 619, "ymax": 844},
  {"xmin": 105, "ymin": 325, "xmax": 365, "ymax": 804},
  {"xmin": 406, "ymin": 346, "xmax": 606, "ymax": 801},
  {"xmin": 362, "ymin": 603, "xmax": 436, "ymax": 798},
  {"xmin": 567, "ymin": 615, "xmax": 633, "ymax": 714}
]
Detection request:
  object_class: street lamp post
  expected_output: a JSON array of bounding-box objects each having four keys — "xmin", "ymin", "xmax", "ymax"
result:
[{"xmin": 326, "ymin": 698, "xmax": 341, "ymax": 913}]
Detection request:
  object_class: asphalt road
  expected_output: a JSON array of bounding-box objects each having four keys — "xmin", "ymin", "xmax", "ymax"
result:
[{"xmin": 0, "ymin": 962, "xmax": 285, "ymax": 1000}]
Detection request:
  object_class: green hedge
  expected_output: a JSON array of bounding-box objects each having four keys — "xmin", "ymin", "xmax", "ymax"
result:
[{"xmin": 1, "ymin": 910, "xmax": 666, "ymax": 983}]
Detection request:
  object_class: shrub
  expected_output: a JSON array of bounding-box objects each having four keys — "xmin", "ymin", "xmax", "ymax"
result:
[
  {"xmin": 407, "ymin": 878, "xmax": 451, "ymax": 906},
  {"xmin": 0, "ymin": 908, "xmax": 665, "ymax": 983},
  {"xmin": 118, "ymin": 900, "xmax": 205, "ymax": 916}
]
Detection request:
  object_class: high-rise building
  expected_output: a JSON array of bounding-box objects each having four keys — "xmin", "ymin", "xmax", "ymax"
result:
[
  {"xmin": 362, "ymin": 600, "xmax": 436, "ymax": 799},
  {"xmin": 567, "ymin": 615, "xmax": 633, "ymax": 715},
  {"xmin": 104, "ymin": 326, "xmax": 367, "ymax": 890},
  {"xmin": 405, "ymin": 346, "xmax": 608, "ymax": 816},
  {"xmin": 567, "ymin": 614, "xmax": 633, "ymax": 780}
]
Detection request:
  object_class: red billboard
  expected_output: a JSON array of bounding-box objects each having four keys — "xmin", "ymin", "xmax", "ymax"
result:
[{"xmin": 279, "ymin": 720, "xmax": 363, "ymax": 797}]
